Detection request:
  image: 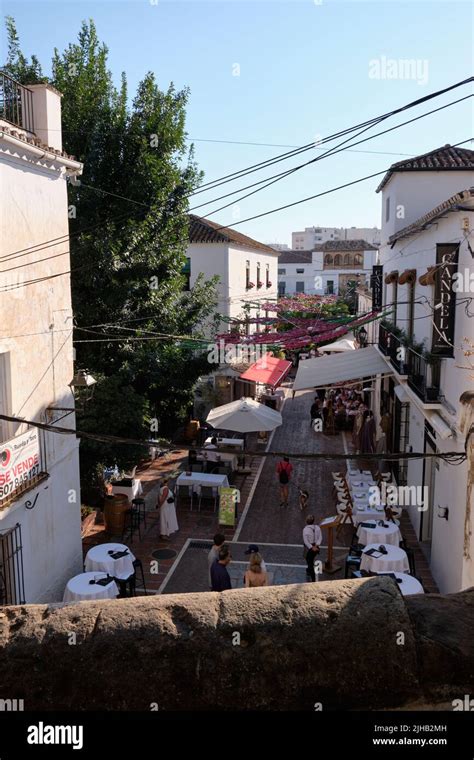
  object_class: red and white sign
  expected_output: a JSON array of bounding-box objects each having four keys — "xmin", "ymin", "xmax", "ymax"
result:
[{"xmin": 0, "ymin": 429, "xmax": 40, "ymax": 501}]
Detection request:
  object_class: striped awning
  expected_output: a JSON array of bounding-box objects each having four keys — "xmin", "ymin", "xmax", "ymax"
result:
[{"xmin": 293, "ymin": 346, "xmax": 390, "ymax": 390}]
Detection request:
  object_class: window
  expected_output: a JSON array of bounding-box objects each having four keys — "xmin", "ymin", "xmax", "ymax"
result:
[
  {"xmin": 326, "ymin": 280, "xmax": 334, "ymax": 294},
  {"xmin": 246, "ymin": 260, "xmax": 250, "ymax": 288},
  {"xmin": 266, "ymin": 264, "xmax": 270, "ymax": 287},
  {"xmin": 385, "ymin": 196, "xmax": 390, "ymax": 222},
  {"xmin": 182, "ymin": 257, "xmax": 191, "ymax": 291},
  {"xmin": 343, "ymin": 254, "xmax": 351, "ymax": 266},
  {"xmin": 257, "ymin": 262, "xmax": 261, "ymax": 287},
  {"xmin": 278, "ymin": 282, "xmax": 286, "ymax": 296},
  {"xmin": 334, "ymin": 254, "xmax": 342, "ymax": 266},
  {"xmin": 354, "ymin": 253, "xmax": 363, "ymax": 266},
  {"xmin": 296, "ymin": 268, "xmax": 305, "ymax": 274},
  {"xmin": 278, "ymin": 268, "xmax": 286, "ymax": 275},
  {"xmin": 296, "ymin": 281, "xmax": 305, "ymax": 293},
  {"xmin": 324, "ymin": 253, "xmax": 333, "ymax": 266}
]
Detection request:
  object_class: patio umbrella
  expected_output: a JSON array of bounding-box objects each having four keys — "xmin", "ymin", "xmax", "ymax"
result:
[{"xmin": 206, "ymin": 397, "xmax": 282, "ymax": 433}]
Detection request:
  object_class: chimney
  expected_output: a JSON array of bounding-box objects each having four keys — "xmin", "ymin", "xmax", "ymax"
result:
[{"xmin": 27, "ymin": 84, "xmax": 63, "ymax": 152}]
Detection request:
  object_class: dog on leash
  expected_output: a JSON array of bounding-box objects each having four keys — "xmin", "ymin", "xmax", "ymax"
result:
[{"xmin": 298, "ymin": 488, "xmax": 309, "ymax": 511}]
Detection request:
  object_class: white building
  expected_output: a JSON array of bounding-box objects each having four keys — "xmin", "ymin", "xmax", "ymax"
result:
[
  {"xmin": 292, "ymin": 225, "xmax": 381, "ymax": 250},
  {"xmin": 187, "ymin": 215, "xmax": 279, "ymax": 335},
  {"xmin": 373, "ymin": 144, "xmax": 474, "ymax": 594},
  {"xmin": 0, "ymin": 76, "xmax": 84, "ymax": 603},
  {"xmin": 277, "ymin": 240, "xmax": 378, "ymax": 296}
]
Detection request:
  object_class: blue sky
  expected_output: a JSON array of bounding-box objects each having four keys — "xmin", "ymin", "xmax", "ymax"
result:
[{"xmin": 2, "ymin": 0, "xmax": 473, "ymax": 245}]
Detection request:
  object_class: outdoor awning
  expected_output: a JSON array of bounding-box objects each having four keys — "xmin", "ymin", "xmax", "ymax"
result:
[
  {"xmin": 293, "ymin": 346, "xmax": 391, "ymax": 391},
  {"xmin": 394, "ymin": 384, "xmax": 409, "ymax": 403},
  {"xmin": 240, "ymin": 356, "xmax": 292, "ymax": 388},
  {"xmin": 319, "ymin": 336, "xmax": 356, "ymax": 353}
]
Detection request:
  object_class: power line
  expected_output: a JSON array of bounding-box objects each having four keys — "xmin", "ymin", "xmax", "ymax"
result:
[
  {"xmin": 0, "ymin": 413, "xmax": 465, "ymax": 463},
  {"xmin": 192, "ymin": 96, "xmax": 473, "ymax": 215}
]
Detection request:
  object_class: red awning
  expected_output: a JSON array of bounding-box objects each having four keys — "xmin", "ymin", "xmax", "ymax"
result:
[{"xmin": 240, "ymin": 356, "xmax": 292, "ymax": 388}]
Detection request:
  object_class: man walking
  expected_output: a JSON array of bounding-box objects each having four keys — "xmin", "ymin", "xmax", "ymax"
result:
[
  {"xmin": 276, "ymin": 456, "xmax": 293, "ymax": 507},
  {"xmin": 210, "ymin": 546, "xmax": 232, "ymax": 591},
  {"xmin": 303, "ymin": 515, "xmax": 322, "ymax": 582}
]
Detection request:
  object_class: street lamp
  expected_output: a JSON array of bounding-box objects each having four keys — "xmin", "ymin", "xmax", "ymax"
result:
[{"xmin": 69, "ymin": 370, "xmax": 97, "ymax": 405}]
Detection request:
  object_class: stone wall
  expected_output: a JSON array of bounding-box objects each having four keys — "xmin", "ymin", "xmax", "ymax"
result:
[{"xmin": 0, "ymin": 577, "xmax": 473, "ymax": 711}]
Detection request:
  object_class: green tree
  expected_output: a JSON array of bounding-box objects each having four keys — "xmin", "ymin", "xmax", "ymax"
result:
[{"xmin": 4, "ymin": 18, "xmax": 219, "ymax": 485}]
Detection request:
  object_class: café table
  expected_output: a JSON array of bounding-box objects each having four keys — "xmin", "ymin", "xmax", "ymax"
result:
[
  {"xmin": 357, "ymin": 520, "xmax": 402, "ymax": 547},
  {"xmin": 63, "ymin": 572, "xmax": 119, "ymax": 603},
  {"xmin": 352, "ymin": 505, "xmax": 398, "ymax": 525},
  {"xmin": 197, "ymin": 451, "xmax": 238, "ymax": 471},
  {"xmin": 204, "ymin": 437, "xmax": 244, "ymax": 450},
  {"xmin": 85, "ymin": 542, "xmax": 136, "ymax": 580},
  {"xmin": 110, "ymin": 479, "xmax": 143, "ymax": 502},
  {"xmin": 176, "ymin": 471, "xmax": 229, "ymax": 494},
  {"xmin": 360, "ymin": 543, "xmax": 410, "ymax": 574},
  {"xmin": 376, "ymin": 572, "xmax": 424, "ymax": 596}
]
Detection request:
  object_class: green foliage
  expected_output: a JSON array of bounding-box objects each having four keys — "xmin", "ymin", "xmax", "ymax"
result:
[
  {"xmin": 3, "ymin": 16, "xmax": 46, "ymax": 83},
  {"xmin": 4, "ymin": 18, "xmax": 219, "ymax": 484}
]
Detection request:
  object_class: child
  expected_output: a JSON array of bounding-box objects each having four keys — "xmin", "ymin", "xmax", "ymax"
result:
[{"xmin": 298, "ymin": 487, "xmax": 309, "ymax": 511}]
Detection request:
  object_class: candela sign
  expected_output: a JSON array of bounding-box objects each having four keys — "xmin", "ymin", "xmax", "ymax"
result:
[
  {"xmin": 0, "ymin": 429, "xmax": 40, "ymax": 501},
  {"xmin": 432, "ymin": 244, "xmax": 459, "ymax": 358}
]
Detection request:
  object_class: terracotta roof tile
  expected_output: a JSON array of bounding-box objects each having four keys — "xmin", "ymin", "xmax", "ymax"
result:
[
  {"xmin": 376, "ymin": 144, "xmax": 474, "ymax": 192},
  {"xmin": 188, "ymin": 215, "xmax": 278, "ymax": 254}
]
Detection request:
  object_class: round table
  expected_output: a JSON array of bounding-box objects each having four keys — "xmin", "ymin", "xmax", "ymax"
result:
[
  {"xmin": 360, "ymin": 543, "xmax": 410, "ymax": 574},
  {"xmin": 85, "ymin": 543, "xmax": 135, "ymax": 580},
  {"xmin": 63, "ymin": 572, "xmax": 119, "ymax": 603},
  {"xmin": 357, "ymin": 520, "xmax": 402, "ymax": 547},
  {"xmin": 377, "ymin": 572, "xmax": 424, "ymax": 596}
]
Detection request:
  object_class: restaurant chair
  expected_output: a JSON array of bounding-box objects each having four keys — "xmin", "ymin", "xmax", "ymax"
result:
[
  {"xmin": 121, "ymin": 504, "xmax": 142, "ymax": 544},
  {"xmin": 131, "ymin": 558, "xmax": 147, "ymax": 595},
  {"xmin": 344, "ymin": 553, "xmax": 361, "ymax": 578},
  {"xmin": 199, "ymin": 485, "xmax": 218, "ymax": 512},
  {"xmin": 131, "ymin": 497, "xmax": 147, "ymax": 529},
  {"xmin": 177, "ymin": 485, "xmax": 193, "ymax": 511}
]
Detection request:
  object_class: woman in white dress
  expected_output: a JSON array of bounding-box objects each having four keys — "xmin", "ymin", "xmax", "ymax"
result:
[{"xmin": 157, "ymin": 478, "xmax": 179, "ymax": 541}]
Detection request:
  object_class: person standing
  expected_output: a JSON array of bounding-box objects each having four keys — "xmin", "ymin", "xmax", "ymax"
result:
[
  {"xmin": 244, "ymin": 544, "xmax": 267, "ymax": 571},
  {"xmin": 207, "ymin": 533, "xmax": 226, "ymax": 589},
  {"xmin": 310, "ymin": 397, "xmax": 321, "ymax": 428},
  {"xmin": 244, "ymin": 553, "xmax": 268, "ymax": 588},
  {"xmin": 204, "ymin": 436, "xmax": 218, "ymax": 473},
  {"xmin": 157, "ymin": 478, "xmax": 179, "ymax": 541},
  {"xmin": 210, "ymin": 546, "xmax": 232, "ymax": 592},
  {"xmin": 276, "ymin": 456, "xmax": 293, "ymax": 507},
  {"xmin": 303, "ymin": 515, "xmax": 322, "ymax": 582},
  {"xmin": 360, "ymin": 410, "xmax": 376, "ymax": 454}
]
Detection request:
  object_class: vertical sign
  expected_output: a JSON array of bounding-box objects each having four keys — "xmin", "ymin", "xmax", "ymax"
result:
[
  {"xmin": 218, "ymin": 487, "xmax": 240, "ymax": 526},
  {"xmin": 371, "ymin": 265, "xmax": 383, "ymax": 311},
  {"xmin": 432, "ymin": 244, "xmax": 459, "ymax": 357}
]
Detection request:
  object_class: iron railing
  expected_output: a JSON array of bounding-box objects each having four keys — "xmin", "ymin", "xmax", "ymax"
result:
[
  {"xmin": 0, "ymin": 523, "xmax": 25, "ymax": 605},
  {"xmin": 379, "ymin": 325, "xmax": 441, "ymax": 402},
  {"xmin": 407, "ymin": 349, "xmax": 441, "ymax": 403},
  {"xmin": 0, "ymin": 71, "xmax": 34, "ymax": 133}
]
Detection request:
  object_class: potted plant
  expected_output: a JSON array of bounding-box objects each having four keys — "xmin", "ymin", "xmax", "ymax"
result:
[
  {"xmin": 257, "ymin": 280, "xmax": 264, "ymax": 289},
  {"xmin": 246, "ymin": 281, "xmax": 255, "ymax": 290}
]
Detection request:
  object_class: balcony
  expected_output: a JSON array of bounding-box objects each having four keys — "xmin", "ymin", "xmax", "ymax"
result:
[
  {"xmin": 406, "ymin": 349, "xmax": 441, "ymax": 403},
  {"xmin": 378, "ymin": 324, "xmax": 441, "ymax": 403},
  {"xmin": 378, "ymin": 324, "xmax": 406, "ymax": 375},
  {"xmin": 0, "ymin": 71, "xmax": 34, "ymax": 133}
]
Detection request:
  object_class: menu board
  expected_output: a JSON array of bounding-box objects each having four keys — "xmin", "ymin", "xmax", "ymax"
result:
[{"xmin": 218, "ymin": 487, "xmax": 240, "ymax": 527}]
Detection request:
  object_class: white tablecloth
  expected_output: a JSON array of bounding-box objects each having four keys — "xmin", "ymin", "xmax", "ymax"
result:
[
  {"xmin": 357, "ymin": 520, "xmax": 402, "ymax": 547},
  {"xmin": 205, "ymin": 437, "xmax": 244, "ymax": 450},
  {"xmin": 110, "ymin": 479, "xmax": 143, "ymax": 502},
  {"xmin": 85, "ymin": 543, "xmax": 136, "ymax": 580},
  {"xmin": 376, "ymin": 572, "xmax": 424, "ymax": 596},
  {"xmin": 360, "ymin": 543, "xmax": 410, "ymax": 574},
  {"xmin": 63, "ymin": 572, "xmax": 119, "ymax": 603},
  {"xmin": 197, "ymin": 452, "xmax": 238, "ymax": 470},
  {"xmin": 353, "ymin": 506, "xmax": 395, "ymax": 525},
  {"xmin": 177, "ymin": 471, "xmax": 229, "ymax": 494}
]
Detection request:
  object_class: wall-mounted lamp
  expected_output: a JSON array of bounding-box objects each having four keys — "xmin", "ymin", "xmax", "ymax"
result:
[
  {"xmin": 69, "ymin": 370, "xmax": 97, "ymax": 404},
  {"xmin": 437, "ymin": 506, "xmax": 449, "ymax": 520}
]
